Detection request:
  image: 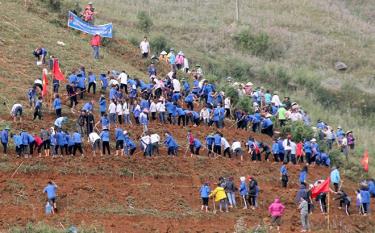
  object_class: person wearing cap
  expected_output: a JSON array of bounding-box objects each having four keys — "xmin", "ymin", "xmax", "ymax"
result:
[
  {"xmin": 90, "ymin": 33, "xmax": 101, "ymax": 59},
  {"xmin": 1, "ymin": 127, "xmax": 10, "ymax": 156},
  {"xmin": 168, "ymin": 48, "xmax": 176, "ymax": 71},
  {"xmin": 139, "ymin": 37, "xmax": 150, "ymax": 58},
  {"xmin": 200, "ymin": 182, "xmax": 211, "ymax": 212},
  {"xmin": 159, "ymin": 51, "xmax": 168, "ymax": 63},
  {"xmin": 175, "ymin": 51, "xmax": 185, "ymax": 70}
]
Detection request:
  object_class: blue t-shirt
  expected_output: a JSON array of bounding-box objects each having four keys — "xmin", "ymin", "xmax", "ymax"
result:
[{"xmin": 43, "ymin": 184, "xmax": 57, "ymax": 199}]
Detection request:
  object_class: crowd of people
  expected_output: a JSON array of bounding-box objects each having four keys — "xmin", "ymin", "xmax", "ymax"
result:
[{"xmin": 1, "ymin": 4, "xmax": 373, "ymax": 230}]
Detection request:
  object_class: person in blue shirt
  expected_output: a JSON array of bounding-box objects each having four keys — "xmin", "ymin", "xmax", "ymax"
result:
[
  {"xmin": 176, "ymin": 107, "xmax": 186, "ymax": 127},
  {"xmin": 299, "ymin": 166, "xmax": 308, "ymax": 186},
  {"xmin": 82, "ymin": 101, "xmax": 94, "ymax": 112},
  {"xmin": 164, "ymin": 132, "xmax": 178, "ymax": 156},
  {"xmin": 239, "ymin": 177, "xmax": 248, "ymax": 209},
  {"xmin": 87, "ymin": 71, "xmax": 96, "ymax": 94},
  {"xmin": 330, "ymin": 167, "xmax": 341, "ymax": 192},
  {"xmin": 213, "ymin": 133, "xmax": 222, "ymax": 155},
  {"xmin": 77, "ymin": 73, "xmax": 86, "ymax": 99},
  {"xmin": 205, "ymin": 134, "xmax": 214, "ymax": 157},
  {"xmin": 100, "ymin": 128, "xmax": 110, "ymax": 156},
  {"xmin": 261, "ymin": 115, "xmax": 273, "ymax": 137},
  {"xmin": 193, "ymin": 138, "xmax": 201, "ymax": 155},
  {"xmin": 115, "ymin": 126, "xmax": 124, "ymax": 156},
  {"xmin": 303, "ymin": 140, "xmax": 312, "ymax": 165},
  {"xmin": 20, "ymin": 130, "xmax": 29, "ymax": 158},
  {"xmin": 280, "ymin": 163, "xmax": 288, "ymax": 188},
  {"xmin": 251, "ymin": 111, "xmax": 261, "ymax": 133},
  {"xmin": 98, "ymin": 95, "xmax": 106, "ymax": 116},
  {"xmin": 68, "ymin": 72, "xmax": 78, "ymax": 85},
  {"xmin": 124, "ymin": 131, "xmax": 137, "ymax": 156},
  {"xmin": 67, "ymin": 132, "xmax": 75, "ymax": 156},
  {"xmin": 33, "ymin": 47, "xmax": 48, "ymax": 64},
  {"xmin": 184, "ymin": 93, "xmax": 195, "ymax": 111},
  {"xmin": 26, "ymin": 133, "xmax": 35, "ymax": 157},
  {"xmin": 100, "ymin": 74, "xmax": 108, "ymax": 92},
  {"xmin": 277, "ymin": 138, "xmax": 285, "ymax": 162},
  {"xmin": 148, "ymin": 63, "xmax": 157, "ymax": 77},
  {"xmin": 199, "ymin": 182, "xmax": 211, "ymax": 212},
  {"xmin": 72, "ymin": 131, "xmax": 84, "ymax": 156},
  {"xmin": 43, "ymin": 181, "xmax": 58, "ymax": 211},
  {"xmin": 27, "ymin": 87, "xmax": 36, "ymax": 107},
  {"xmin": 53, "ymin": 94, "xmax": 62, "ymax": 118},
  {"xmin": 182, "ymin": 79, "xmax": 190, "ymax": 96},
  {"xmin": 165, "ymin": 101, "xmax": 177, "ymax": 125},
  {"xmin": 271, "ymin": 139, "xmax": 280, "ymax": 162},
  {"xmin": 12, "ymin": 133, "xmax": 22, "ymax": 157},
  {"xmin": 360, "ymin": 186, "xmax": 371, "ymax": 215},
  {"xmin": 211, "ymin": 107, "xmax": 221, "ymax": 128},
  {"xmin": 55, "ymin": 130, "xmax": 65, "ymax": 156},
  {"xmin": 33, "ymin": 97, "xmax": 43, "ymax": 120},
  {"xmin": 1, "ymin": 126, "xmax": 9, "ymax": 155}
]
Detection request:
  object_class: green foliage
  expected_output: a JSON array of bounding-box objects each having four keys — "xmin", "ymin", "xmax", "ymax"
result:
[
  {"xmin": 217, "ymin": 58, "xmax": 253, "ymax": 82},
  {"xmin": 119, "ymin": 167, "xmax": 134, "ymax": 177},
  {"xmin": 127, "ymin": 36, "xmax": 139, "ymax": 47},
  {"xmin": 137, "ymin": 11, "xmax": 153, "ymax": 33},
  {"xmin": 280, "ymin": 121, "xmax": 314, "ymax": 142},
  {"xmin": 233, "ymin": 29, "xmax": 283, "ymax": 60},
  {"xmin": 39, "ymin": 0, "xmax": 81, "ymax": 25},
  {"xmin": 236, "ymin": 97, "xmax": 253, "ymax": 113},
  {"xmin": 45, "ymin": 0, "xmax": 61, "ymax": 12},
  {"xmin": 150, "ymin": 35, "xmax": 171, "ymax": 55},
  {"xmin": 223, "ymin": 86, "xmax": 240, "ymax": 106}
]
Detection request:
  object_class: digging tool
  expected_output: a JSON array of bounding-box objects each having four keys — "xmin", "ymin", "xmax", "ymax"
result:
[
  {"xmin": 10, "ymin": 161, "xmax": 24, "ymax": 178},
  {"xmin": 212, "ymin": 198, "xmax": 217, "ymax": 214}
]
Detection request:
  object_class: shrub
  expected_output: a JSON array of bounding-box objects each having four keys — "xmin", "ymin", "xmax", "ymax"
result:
[
  {"xmin": 280, "ymin": 121, "xmax": 314, "ymax": 142},
  {"xmin": 128, "ymin": 36, "xmax": 139, "ymax": 47},
  {"xmin": 150, "ymin": 35, "xmax": 170, "ymax": 55},
  {"xmin": 219, "ymin": 58, "xmax": 253, "ymax": 82},
  {"xmin": 137, "ymin": 11, "xmax": 153, "ymax": 33},
  {"xmin": 224, "ymin": 86, "xmax": 240, "ymax": 106},
  {"xmin": 236, "ymin": 97, "xmax": 253, "ymax": 113},
  {"xmin": 233, "ymin": 29, "xmax": 283, "ymax": 60}
]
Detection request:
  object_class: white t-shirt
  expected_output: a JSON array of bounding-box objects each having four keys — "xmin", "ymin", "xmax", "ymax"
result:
[
  {"xmin": 34, "ymin": 79, "xmax": 42, "ymax": 85},
  {"xmin": 271, "ymin": 95, "xmax": 281, "ymax": 107},
  {"xmin": 282, "ymin": 139, "xmax": 292, "ymax": 151},
  {"xmin": 150, "ymin": 102, "xmax": 157, "ymax": 112},
  {"xmin": 11, "ymin": 104, "xmax": 22, "ymax": 115},
  {"xmin": 290, "ymin": 112, "xmax": 302, "ymax": 122},
  {"xmin": 172, "ymin": 78, "xmax": 181, "ymax": 92},
  {"xmin": 231, "ymin": 141, "xmax": 241, "ymax": 151},
  {"xmin": 183, "ymin": 58, "xmax": 189, "ymax": 69},
  {"xmin": 116, "ymin": 103, "xmax": 123, "ymax": 115},
  {"xmin": 108, "ymin": 102, "xmax": 117, "ymax": 114},
  {"xmin": 200, "ymin": 109, "xmax": 210, "ymax": 120},
  {"xmin": 108, "ymin": 79, "xmax": 119, "ymax": 87},
  {"xmin": 221, "ymin": 137, "xmax": 230, "ymax": 149},
  {"xmin": 89, "ymin": 132, "xmax": 100, "ymax": 144},
  {"xmin": 156, "ymin": 102, "xmax": 165, "ymax": 112},
  {"xmin": 140, "ymin": 135, "xmax": 151, "ymax": 147},
  {"xmin": 139, "ymin": 41, "xmax": 150, "ymax": 53},
  {"xmin": 150, "ymin": 134, "xmax": 160, "ymax": 144},
  {"xmin": 118, "ymin": 72, "xmax": 128, "ymax": 84},
  {"xmin": 123, "ymin": 102, "xmax": 130, "ymax": 115},
  {"xmin": 224, "ymin": 97, "xmax": 231, "ymax": 109}
]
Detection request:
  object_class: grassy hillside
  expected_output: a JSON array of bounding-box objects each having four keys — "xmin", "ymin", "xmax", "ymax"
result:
[{"xmin": 87, "ymin": 0, "xmax": 375, "ymax": 170}]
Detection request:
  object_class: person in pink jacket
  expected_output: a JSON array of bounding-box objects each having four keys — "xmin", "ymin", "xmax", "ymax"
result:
[{"xmin": 268, "ymin": 198, "xmax": 285, "ymax": 231}]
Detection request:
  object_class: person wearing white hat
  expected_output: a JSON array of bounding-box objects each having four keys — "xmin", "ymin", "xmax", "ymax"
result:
[{"xmin": 176, "ymin": 51, "xmax": 185, "ymax": 70}]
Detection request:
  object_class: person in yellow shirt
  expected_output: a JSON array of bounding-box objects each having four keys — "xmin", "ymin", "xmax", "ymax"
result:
[{"xmin": 209, "ymin": 183, "xmax": 228, "ymax": 212}]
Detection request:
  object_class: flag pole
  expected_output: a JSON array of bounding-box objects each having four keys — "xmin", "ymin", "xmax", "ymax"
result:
[{"xmin": 328, "ymin": 191, "xmax": 330, "ymax": 231}]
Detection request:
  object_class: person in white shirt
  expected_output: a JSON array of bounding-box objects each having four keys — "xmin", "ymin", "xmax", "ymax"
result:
[
  {"xmin": 200, "ymin": 107, "xmax": 210, "ymax": 125},
  {"xmin": 149, "ymin": 100, "xmax": 157, "ymax": 121},
  {"xmin": 118, "ymin": 71, "xmax": 128, "ymax": 94},
  {"xmin": 224, "ymin": 97, "xmax": 231, "ymax": 118},
  {"xmin": 108, "ymin": 100, "xmax": 117, "ymax": 125},
  {"xmin": 150, "ymin": 133, "xmax": 160, "ymax": 155},
  {"xmin": 123, "ymin": 100, "xmax": 131, "ymax": 125},
  {"xmin": 231, "ymin": 140, "xmax": 243, "ymax": 161},
  {"xmin": 282, "ymin": 136, "xmax": 292, "ymax": 163},
  {"xmin": 183, "ymin": 57, "xmax": 189, "ymax": 73},
  {"xmin": 11, "ymin": 103, "xmax": 23, "ymax": 122},
  {"xmin": 88, "ymin": 131, "xmax": 101, "ymax": 156},
  {"xmin": 139, "ymin": 37, "xmax": 150, "ymax": 58},
  {"xmin": 140, "ymin": 133, "xmax": 152, "ymax": 156},
  {"xmin": 116, "ymin": 101, "xmax": 123, "ymax": 125},
  {"xmin": 290, "ymin": 140, "xmax": 297, "ymax": 164},
  {"xmin": 156, "ymin": 99, "xmax": 166, "ymax": 124},
  {"xmin": 221, "ymin": 136, "xmax": 231, "ymax": 158},
  {"xmin": 171, "ymin": 77, "xmax": 181, "ymax": 93},
  {"xmin": 271, "ymin": 92, "xmax": 282, "ymax": 107}
]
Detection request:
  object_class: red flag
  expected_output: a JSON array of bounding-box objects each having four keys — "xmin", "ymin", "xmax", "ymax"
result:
[
  {"xmin": 42, "ymin": 68, "xmax": 48, "ymax": 97},
  {"xmin": 52, "ymin": 58, "xmax": 65, "ymax": 81},
  {"xmin": 361, "ymin": 150, "xmax": 369, "ymax": 172},
  {"xmin": 311, "ymin": 177, "xmax": 330, "ymax": 198}
]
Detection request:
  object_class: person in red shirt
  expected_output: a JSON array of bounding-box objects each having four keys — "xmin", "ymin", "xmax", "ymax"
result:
[
  {"xmin": 34, "ymin": 134, "xmax": 44, "ymax": 158},
  {"xmin": 90, "ymin": 34, "xmax": 101, "ymax": 59},
  {"xmin": 187, "ymin": 130, "xmax": 194, "ymax": 157},
  {"xmin": 296, "ymin": 141, "xmax": 304, "ymax": 163}
]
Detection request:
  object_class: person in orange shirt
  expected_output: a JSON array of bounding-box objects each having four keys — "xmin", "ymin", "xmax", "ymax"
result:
[{"xmin": 90, "ymin": 34, "xmax": 101, "ymax": 59}]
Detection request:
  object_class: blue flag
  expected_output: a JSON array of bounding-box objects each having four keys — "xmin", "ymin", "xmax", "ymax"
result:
[{"xmin": 67, "ymin": 11, "xmax": 113, "ymax": 38}]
